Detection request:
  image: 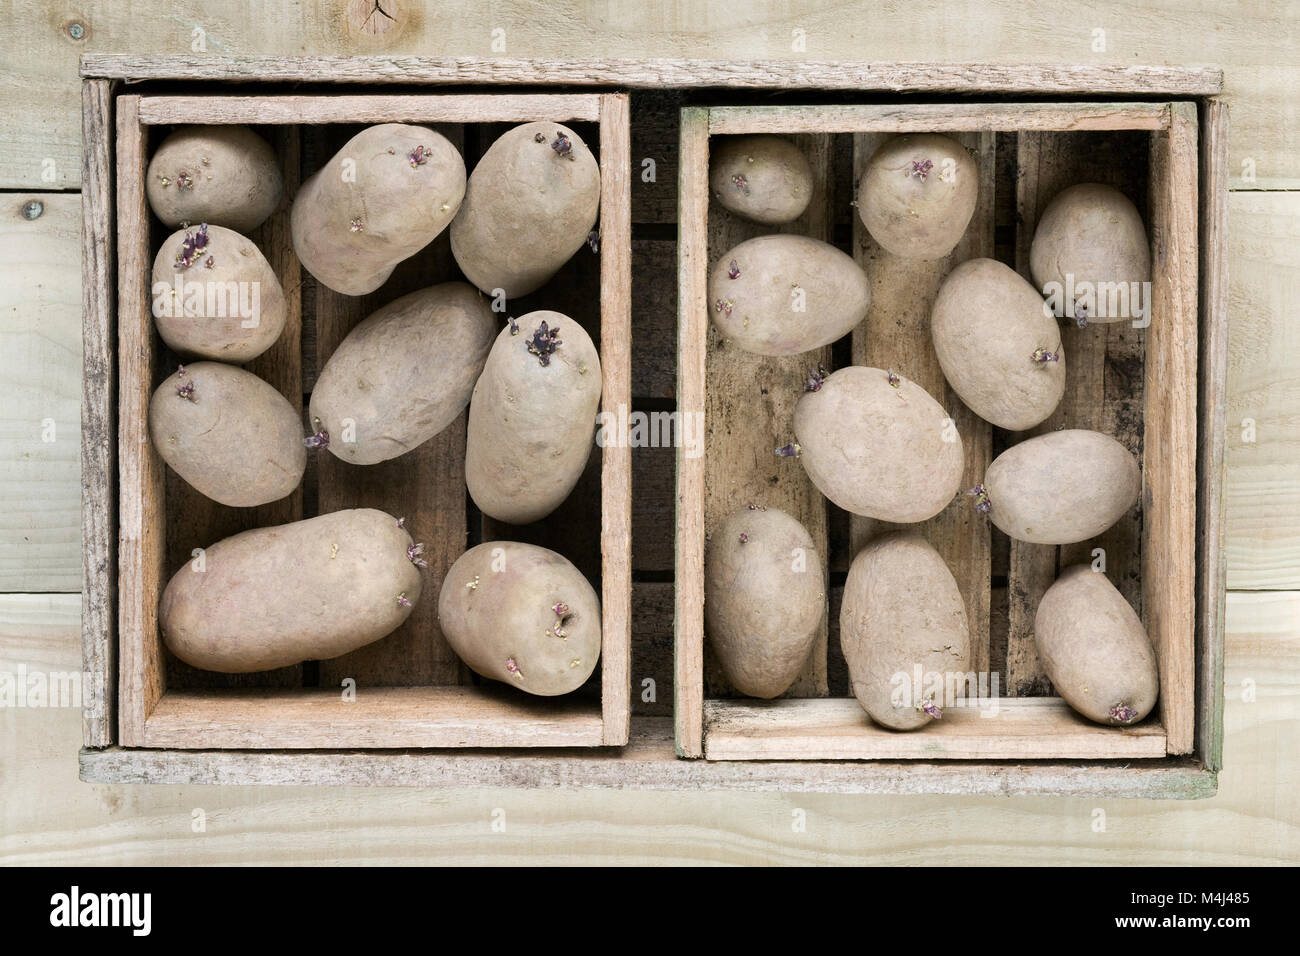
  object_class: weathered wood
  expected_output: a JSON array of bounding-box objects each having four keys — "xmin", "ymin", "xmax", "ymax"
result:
[
  {"xmin": 598, "ymin": 92, "xmax": 633, "ymax": 745},
  {"xmin": 80, "ymin": 78, "xmax": 116, "ymax": 747},
  {"xmin": 630, "ymin": 239, "xmax": 676, "ymax": 397},
  {"xmin": 1145, "ymin": 102, "xmax": 1199, "ymax": 755},
  {"xmin": 138, "ymin": 93, "xmax": 602, "ymax": 125},
  {"xmin": 674, "ymin": 107, "xmax": 710, "ymax": 758},
  {"xmin": 708, "ymin": 102, "xmax": 1172, "ymax": 135},
  {"xmin": 704, "ymin": 697, "xmax": 1167, "ymax": 761},
  {"xmin": 703, "ymin": 129, "xmax": 834, "ymax": 701},
  {"xmin": 1197, "ymin": 99, "xmax": 1229, "ymax": 771},
  {"xmin": 849, "ymin": 130, "xmax": 995, "ymax": 679},
  {"xmin": 114, "ymin": 95, "xmax": 165, "ymax": 747},
  {"xmin": 80, "ymin": 56, "xmax": 1225, "ymax": 96}
]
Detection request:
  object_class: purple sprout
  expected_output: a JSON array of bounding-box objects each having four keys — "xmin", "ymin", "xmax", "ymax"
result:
[
  {"xmin": 505, "ymin": 657, "xmax": 523, "ymax": 679},
  {"xmin": 738, "ymin": 532, "xmax": 749, "ymax": 544},
  {"xmin": 507, "ymin": 315, "xmax": 519, "ymax": 336},
  {"xmin": 553, "ymin": 602, "xmax": 570, "ymax": 618},
  {"xmin": 176, "ymin": 379, "xmax": 196, "ymax": 402},
  {"xmin": 551, "ymin": 132, "xmax": 574, "ymax": 160},
  {"xmin": 1074, "ymin": 300, "xmax": 1089, "ymax": 328},
  {"xmin": 349, "ymin": 217, "xmax": 364, "ymax": 233},
  {"xmin": 396, "ymin": 516, "xmax": 406, "ymax": 528},
  {"xmin": 408, "ymin": 145, "xmax": 430, "ymax": 168},
  {"xmin": 304, "ymin": 429, "xmax": 330, "ymax": 450},
  {"xmin": 968, "ymin": 483, "xmax": 992, "ymax": 515},
  {"xmin": 587, "ymin": 230, "xmax": 600, "ymax": 253},
  {"xmin": 731, "ymin": 173, "xmax": 750, "ymax": 195},
  {"xmin": 775, "ymin": 442, "xmax": 802, "ymax": 459},
  {"xmin": 526, "ymin": 320, "xmax": 562, "ymax": 366},
  {"xmin": 203, "ymin": 255, "xmax": 215, "ymax": 269},
  {"xmin": 1032, "ymin": 347, "xmax": 1061, "ymax": 364},
  {"xmin": 805, "ymin": 363, "xmax": 828, "ymax": 392},
  {"xmin": 534, "ymin": 132, "xmax": 547, "ymax": 143},
  {"xmin": 1109, "ymin": 703, "xmax": 1139, "ymax": 724},
  {"xmin": 172, "ymin": 223, "xmax": 209, "ymax": 271},
  {"xmin": 919, "ymin": 698, "xmax": 943, "ymax": 719},
  {"xmin": 407, "ymin": 542, "xmax": 428, "ymax": 569},
  {"xmin": 714, "ymin": 298, "xmax": 735, "ymax": 317},
  {"xmin": 727, "ymin": 259, "xmax": 741, "ymax": 280},
  {"xmin": 887, "ymin": 369, "xmax": 902, "ymax": 388},
  {"xmin": 747, "ymin": 503, "xmax": 767, "ymax": 511},
  {"xmin": 175, "ymin": 170, "xmax": 194, "ymax": 190},
  {"xmin": 397, "ymin": 593, "xmax": 412, "ymax": 608},
  {"xmin": 907, "ymin": 159, "xmax": 934, "ymax": 181}
]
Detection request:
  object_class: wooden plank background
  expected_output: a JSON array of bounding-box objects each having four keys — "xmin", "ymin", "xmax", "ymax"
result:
[{"xmin": 0, "ymin": 0, "xmax": 1297, "ymax": 863}]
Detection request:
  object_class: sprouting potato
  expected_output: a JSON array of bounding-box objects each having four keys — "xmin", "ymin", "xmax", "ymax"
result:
[
  {"xmin": 709, "ymin": 135, "xmax": 814, "ymax": 224},
  {"xmin": 858, "ymin": 133, "xmax": 978, "ymax": 260},
  {"xmin": 146, "ymin": 125, "xmax": 283, "ymax": 233}
]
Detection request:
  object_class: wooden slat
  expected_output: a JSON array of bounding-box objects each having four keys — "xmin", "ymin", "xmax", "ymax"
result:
[
  {"xmin": 703, "ymin": 697, "xmax": 1167, "ymax": 761},
  {"xmin": 673, "ymin": 107, "xmax": 709, "ymax": 757},
  {"xmin": 849, "ymin": 131, "xmax": 995, "ymax": 678},
  {"xmin": 138, "ymin": 94, "xmax": 602, "ymax": 125},
  {"xmin": 141, "ymin": 687, "xmax": 605, "ymax": 749},
  {"xmin": 598, "ymin": 93, "xmax": 633, "ymax": 745},
  {"xmin": 114, "ymin": 95, "xmax": 165, "ymax": 747},
  {"xmin": 1198, "ymin": 99, "xmax": 1229, "ymax": 771},
  {"xmin": 702, "ymin": 132, "xmax": 835, "ymax": 701},
  {"xmin": 708, "ymin": 102, "xmax": 1171, "ymax": 134},
  {"xmin": 1145, "ymin": 102, "xmax": 1199, "ymax": 754},
  {"xmin": 80, "ymin": 78, "xmax": 116, "ymax": 747}
]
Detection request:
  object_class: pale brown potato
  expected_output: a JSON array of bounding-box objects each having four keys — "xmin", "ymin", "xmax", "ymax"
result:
[
  {"xmin": 841, "ymin": 532, "xmax": 970, "ymax": 730},
  {"xmin": 465, "ymin": 311, "xmax": 602, "ymax": 524},
  {"xmin": 858, "ymin": 133, "xmax": 978, "ymax": 259},
  {"xmin": 704, "ymin": 507, "xmax": 826, "ymax": 698},
  {"xmin": 437, "ymin": 541, "xmax": 600, "ymax": 696},
  {"xmin": 149, "ymin": 362, "xmax": 305, "ymax": 507},
  {"xmin": 291, "ymin": 124, "xmax": 466, "ymax": 295},
  {"xmin": 451, "ymin": 121, "xmax": 600, "ymax": 299},
  {"xmin": 931, "ymin": 257, "xmax": 1066, "ymax": 431},
  {"xmin": 151, "ymin": 223, "xmax": 286, "ymax": 362},
  {"xmin": 146, "ymin": 125, "xmax": 283, "ymax": 233},
  {"xmin": 981, "ymin": 429, "xmax": 1140, "ymax": 544},
  {"xmin": 708, "ymin": 235, "xmax": 871, "ymax": 356},
  {"xmin": 1029, "ymin": 183, "xmax": 1151, "ymax": 325},
  {"xmin": 1035, "ymin": 565, "xmax": 1159, "ymax": 725},
  {"xmin": 793, "ymin": 366, "xmax": 964, "ymax": 522},
  {"xmin": 160, "ymin": 509, "xmax": 422, "ymax": 673},
  {"xmin": 709, "ymin": 135, "xmax": 814, "ymax": 224},
  {"xmin": 308, "ymin": 282, "xmax": 496, "ymax": 465}
]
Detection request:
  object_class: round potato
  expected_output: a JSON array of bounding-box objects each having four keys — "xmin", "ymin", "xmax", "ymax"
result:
[
  {"xmin": 292, "ymin": 124, "xmax": 466, "ymax": 296},
  {"xmin": 151, "ymin": 223, "xmax": 287, "ymax": 362},
  {"xmin": 709, "ymin": 135, "xmax": 814, "ymax": 224},
  {"xmin": 1029, "ymin": 183, "xmax": 1150, "ymax": 325},
  {"xmin": 150, "ymin": 362, "xmax": 305, "ymax": 507},
  {"xmin": 841, "ymin": 532, "xmax": 970, "ymax": 730},
  {"xmin": 793, "ymin": 366, "xmax": 964, "ymax": 522},
  {"xmin": 708, "ymin": 235, "xmax": 871, "ymax": 356},
  {"xmin": 931, "ymin": 257, "xmax": 1066, "ymax": 431},
  {"xmin": 858, "ymin": 133, "xmax": 978, "ymax": 259},
  {"xmin": 438, "ymin": 541, "xmax": 600, "ymax": 696},
  {"xmin": 981, "ymin": 429, "xmax": 1140, "ymax": 544},
  {"xmin": 451, "ymin": 121, "xmax": 600, "ymax": 299},
  {"xmin": 1035, "ymin": 565, "xmax": 1159, "ymax": 725},
  {"xmin": 309, "ymin": 282, "xmax": 496, "ymax": 465},
  {"xmin": 146, "ymin": 125, "xmax": 283, "ymax": 233},
  {"xmin": 704, "ymin": 507, "xmax": 825, "ymax": 698},
  {"xmin": 465, "ymin": 311, "xmax": 602, "ymax": 524},
  {"xmin": 160, "ymin": 508, "xmax": 422, "ymax": 672}
]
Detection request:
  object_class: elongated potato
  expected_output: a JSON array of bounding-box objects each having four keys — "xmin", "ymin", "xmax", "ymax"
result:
[
  {"xmin": 841, "ymin": 533, "xmax": 970, "ymax": 730},
  {"xmin": 151, "ymin": 223, "xmax": 286, "ymax": 362},
  {"xmin": 704, "ymin": 507, "xmax": 825, "ymax": 698},
  {"xmin": 292, "ymin": 124, "xmax": 466, "ymax": 295},
  {"xmin": 981, "ymin": 429, "xmax": 1140, "ymax": 544},
  {"xmin": 465, "ymin": 311, "xmax": 601, "ymax": 524},
  {"xmin": 931, "ymin": 258, "xmax": 1066, "ymax": 431},
  {"xmin": 1035, "ymin": 565, "xmax": 1159, "ymax": 725},
  {"xmin": 438, "ymin": 541, "xmax": 600, "ymax": 696},
  {"xmin": 858, "ymin": 133, "xmax": 978, "ymax": 260},
  {"xmin": 146, "ymin": 125, "xmax": 283, "ymax": 233},
  {"xmin": 308, "ymin": 282, "xmax": 496, "ymax": 465},
  {"xmin": 150, "ymin": 362, "xmax": 305, "ymax": 507},
  {"xmin": 451, "ymin": 122, "xmax": 600, "ymax": 298},
  {"xmin": 1030, "ymin": 183, "xmax": 1150, "ymax": 325},
  {"xmin": 708, "ymin": 235, "xmax": 871, "ymax": 356},
  {"xmin": 160, "ymin": 509, "xmax": 421, "ymax": 673},
  {"xmin": 793, "ymin": 366, "xmax": 964, "ymax": 522},
  {"xmin": 709, "ymin": 135, "xmax": 814, "ymax": 224}
]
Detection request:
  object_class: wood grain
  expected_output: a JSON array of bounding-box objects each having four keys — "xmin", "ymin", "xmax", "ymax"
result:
[
  {"xmin": 708, "ymin": 102, "xmax": 1172, "ymax": 134},
  {"xmin": 138, "ymin": 94, "xmax": 602, "ymax": 125}
]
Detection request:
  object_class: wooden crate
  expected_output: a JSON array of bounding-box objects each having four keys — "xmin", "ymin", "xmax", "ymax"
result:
[
  {"xmin": 675, "ymin": 101, "xmax": 1225, "ymax": 768},
  {"xmin": 98, "ymin": 90, "xmax": 631, "ymax": 749}
]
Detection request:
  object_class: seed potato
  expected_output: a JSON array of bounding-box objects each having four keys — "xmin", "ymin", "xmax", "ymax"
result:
[
  {"xmin": 704, "ymin": 507, "xmax": 826, "ymax": 698},
  {"xmin": 1035, "ymin": 565, "xmax": 1159, "ymax": 725},
  {"xmin": 438, "ymin": 541, "xmax": 601, "ymax": 696},
  {"xmin": 151, "ymin": 223, "xmax": 287, "ymax": 362},
  {"xmin": 291, "ymin": 124, "xmax": 466, "ymax": 296},
  {"xmin": 451, "ymin": 122, "xmax": 600, "ymax": 299},
  {"xmin": 709, "ymin": 135, "xmax": 814, "ymax": 224},
  {"xmin": 841, "ymin": 532, "xmax": 970, "ymax": 730},
  {"xmin": 145, "ymin": 125, "xmax": 283, "ymax": 233},
  {"xmin": 931, "ymin": 257, "xmax": 1066, "ymax": 431},
  {"xmin": 981, "ymin": 429, "xmax": 1140, "ymax": 544},
  {"xmin": 160, "ymin": 508, "xmax": 421, "ymax": 673},
  {"xmin": 708, "ymin": 235, "xmax": 871, "ymax": 356},
  {"xmin": 308, "ymin": 282, "xmax": 496, "ymax": 465},
  {"xmin": 858, "ymin": 133, "xmax": 978, "ymax": 260},
  {"xmin": 793, "ymin": 366, "xmax": 964, "ymax": 522}
]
